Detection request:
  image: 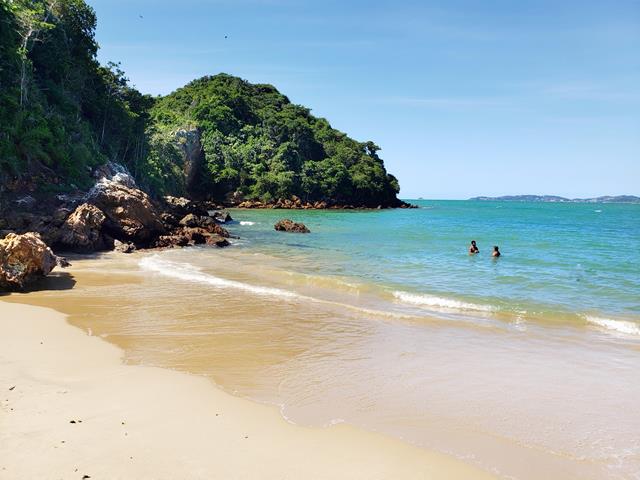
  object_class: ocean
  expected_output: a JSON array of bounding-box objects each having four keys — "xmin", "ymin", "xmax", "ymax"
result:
[
  {"xmin": 13, "ymin": 200, "xmax": 640, "ymax": 479},
  {"xmin": 223, "ymin": 200, "xmax": 640, "ymax": 332}
]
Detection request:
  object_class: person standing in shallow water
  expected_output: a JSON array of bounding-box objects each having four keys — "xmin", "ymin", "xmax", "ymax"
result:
[
  {"xmin": 469, "ymin": 240, "xmax": 479, "ymax": 255},
  {"xmin": 492, "ymin": 246, "xmax": 501, "ymax": 258}
]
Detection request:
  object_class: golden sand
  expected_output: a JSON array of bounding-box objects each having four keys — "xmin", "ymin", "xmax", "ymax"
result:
[{"xmin": 0, "ymin": 294, "xmax": 495, "ymax": 478}]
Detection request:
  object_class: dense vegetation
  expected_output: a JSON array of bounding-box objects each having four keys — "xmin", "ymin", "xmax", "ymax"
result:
[
  {"xmin": 0, "ymin": 0, "xmax": 401, "ymax": 206},
  {"xmin": 0, "ymin": 0, "xmax": 154, "ymax": 192},
  {"xmin": 150, "ymin": 75, "xmax": 401, "ymax": 205}
]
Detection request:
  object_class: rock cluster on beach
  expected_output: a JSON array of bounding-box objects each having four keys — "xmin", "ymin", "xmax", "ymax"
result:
[
  {"xmin": 0, "ymin": 163, "xmax": 236, "ymax": 289},
  {"xmin": 0, "ymin": 163, "xmax": 233, "ymax": 254}
]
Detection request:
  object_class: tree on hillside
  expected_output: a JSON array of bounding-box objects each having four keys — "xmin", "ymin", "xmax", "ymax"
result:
[{"xmin": 10, "ymin": 0, "xmax": 56, "ymax": 106}]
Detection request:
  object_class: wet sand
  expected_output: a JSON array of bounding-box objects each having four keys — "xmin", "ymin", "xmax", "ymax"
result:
[{"xmin": 0, "ymin": 300, "xmax": 494, "ymax": 479}]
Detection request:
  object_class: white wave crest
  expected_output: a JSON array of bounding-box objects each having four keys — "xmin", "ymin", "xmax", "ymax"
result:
[
  {"xmin": 139, "ymin": 256, "xmax": 298, "ymax": 299},
  {"xmin": 392, "ymin": 291, "xmax": 494, "ymax": 312},
  {"xmin": 240, "ymin": 221, "xmax": 255, "ymax": 226},
  {"xmin": 585, "ymin": 316, "xmax": 640, "ymax": 336}
]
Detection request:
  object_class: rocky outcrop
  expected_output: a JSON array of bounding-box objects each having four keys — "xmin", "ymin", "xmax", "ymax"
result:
[
  {"xmin": 2, "ymin": 163, "xmax": 239, "ymax": 257},
  {"xmin": 0, "ymin": 233, "xmax": 65, "ymax": 290},
  {"xmin": 236, "ymin": 197, "xmax": 416, "ymax": 210},
  {"xmin": 56, "ymin": 203, "xmax": 112, "ymax": 252},
  {"xmin": 155, "ymin": 228, "xmax": 229, "ymax": 249},
  {"xmin": 86, "ymin": 178, "xmax": 166, "ymax": 246},
  {"xmin": 153, "ymin": 213, "xmax": 231, "ymax": 249},
  {"xmin": 274, "ymin": 219, "xmax": 310, "ymax": 233},
  {"xmin": 178, "ymin": 214, "xmax": 230, "ymax": 237}
]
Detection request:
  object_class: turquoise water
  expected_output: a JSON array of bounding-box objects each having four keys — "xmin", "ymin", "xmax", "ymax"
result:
[{"xmin": 228, "ymin": 200, "xmax": 640, "ymax": 332}]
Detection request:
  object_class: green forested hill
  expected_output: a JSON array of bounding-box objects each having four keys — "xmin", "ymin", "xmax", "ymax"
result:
[
  {"xmin": 0, "ymin": 0, "xmax": 402, "ymax": 206},
  {"xmin": 149, "ymin": 75, "xmax": 401, "ymax": 205}
]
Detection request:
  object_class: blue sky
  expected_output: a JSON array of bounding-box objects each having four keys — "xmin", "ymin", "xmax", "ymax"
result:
[{"xmin": 88, "ymin": 0, "xmax": 639, "ymax": 199}]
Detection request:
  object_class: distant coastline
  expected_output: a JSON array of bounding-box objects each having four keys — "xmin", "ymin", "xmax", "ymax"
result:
[{"xmin": 468, "ymin": 195, "xmax": 640, "ymax": 204}]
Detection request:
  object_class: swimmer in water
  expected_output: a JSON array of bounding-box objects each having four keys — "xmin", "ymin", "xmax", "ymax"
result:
[
  {"xmin": 469, "ymin": 240, "xmax": 479, "ymax": 255},
  {"xmin": 492, "ymin": 246, "xmax": 501, "ymax": 257}
]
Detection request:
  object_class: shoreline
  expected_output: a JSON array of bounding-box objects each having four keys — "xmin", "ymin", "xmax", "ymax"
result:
[{"xmin": 0, "ymin": 299, "xmax": 494, "ymax": 479}]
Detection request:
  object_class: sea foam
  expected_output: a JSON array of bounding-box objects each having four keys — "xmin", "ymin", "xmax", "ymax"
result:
[
  {"xmin": 139, "ymin": 255, "xmax": 298, "ymax": 299},
  {"xmin": 585, "ymin": 316, "xmax": 640, "ymax": 336},
  {"xmin": 392, "ymin": 291, "xmax": 494, "ymax": 312},
  {"xmin": 240, "ymin": 221, "xmax": 255, "ymax": 226}
]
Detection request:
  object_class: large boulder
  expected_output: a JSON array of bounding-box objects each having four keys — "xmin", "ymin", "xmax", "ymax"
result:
[
  {"xmin": 274, "ymin": 219, "xmax": 310, "ymax": 233},
  {"xmin": 57, "ymin": 203, "xmax": 112, "ymax": 252},
  {"xmin": 86, "ymin": 179, "xmax": 165, "ymax": 245},
  {"xmin": 0, "ymin": 233, "xmax": 63, "ymax": 290}
]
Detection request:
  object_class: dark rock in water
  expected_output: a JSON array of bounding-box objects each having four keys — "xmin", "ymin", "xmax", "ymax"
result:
[
  {"xmin": 274, "ymin": 219, "xmax": 310, "ymax": 233},
  {"xmin": 114, "ymin": 240, "xmax": 136, "ymax": 254},
  {"xmin": 0, "ymin": 232, "xmax": 62, "ymax": 290},
  {"xmin": 56, "ymin": 203, "xmax": 112, "ymax": 252},
  {"xmin": 86, "ymin": 178, "xmax": 165, "ymax": 245}
]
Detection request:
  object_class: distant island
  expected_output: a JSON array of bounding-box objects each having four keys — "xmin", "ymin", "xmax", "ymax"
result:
[{"xmin": 469, "ymin": 195, "xmax": 640, "ymax": 204}]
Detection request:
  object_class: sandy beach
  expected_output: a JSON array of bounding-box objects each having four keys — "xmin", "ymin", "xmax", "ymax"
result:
[{"xmin": 0, "ymin": 299, "xmax": 494, "ymax": 479}]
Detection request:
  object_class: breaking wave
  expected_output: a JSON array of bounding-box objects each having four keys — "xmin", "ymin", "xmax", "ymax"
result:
[
  {"xmin": 392, "ymin": 291, "xmax": 495, "ymax": 313},
  {"xmin": 139, "ymin": 255, "xmax": 298, "ymax": 299},
  {"xmin": 585, "ymin": 316, "xmax": 640, "ymax": 336}
]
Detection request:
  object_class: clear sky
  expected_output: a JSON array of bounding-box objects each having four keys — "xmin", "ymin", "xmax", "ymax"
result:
[{"xmin": 88, "ymin": 0, "xmax": 639, "ymax": 199}]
